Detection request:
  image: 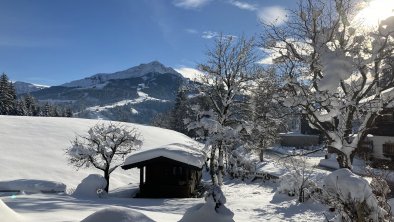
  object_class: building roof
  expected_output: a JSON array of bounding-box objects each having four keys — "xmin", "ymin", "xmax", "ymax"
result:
[{"xmin": 122, "ymin": 143, "xmax": 206, "ymax": 170}]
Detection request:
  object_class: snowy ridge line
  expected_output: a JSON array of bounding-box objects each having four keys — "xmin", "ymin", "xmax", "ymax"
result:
[{"xmin": 62, "ymin": 61, "xmax": 182, "ymax": 88}]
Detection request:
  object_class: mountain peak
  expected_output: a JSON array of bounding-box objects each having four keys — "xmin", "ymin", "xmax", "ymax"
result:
[
  {"xmin": 62, "ymin": 61, "xmax": 182, "ymax": 88},
  {"xmin": 147, "ymin": 60, "xmax": 162, "ymax": 66},
  {"xmin": 127, "ymin": 61, "xmax": 180, "ymax": 77}
]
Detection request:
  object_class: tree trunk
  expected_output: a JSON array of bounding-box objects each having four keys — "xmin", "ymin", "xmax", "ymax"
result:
[
  {"xmin": 218, "ymin": 143, "xmax": 224, "ymax": 186},
  {"xmin": 350, "ymin": 150, "xmax": 357, "ymax": 165},
  {"xmin": 259, "ymin": 149, "xmax": 264, "ymax": 162},
  {"xmin": 356, "ymin": 201, "xmax": 367, "ymax": 222},
  {"xmin": 299, "ymin": 187, "xmax": 304, "ymax": 203},
  {"xmin": 210, "ymin": 146, "xmax": 218, "ymax": 185},
  {"xmin": 104, "ymin": 170, "xmax": 110, "ymax": 193},
  {"xmin": 337, "ymin": 151, "xmax": 351, "ymax": 169}
]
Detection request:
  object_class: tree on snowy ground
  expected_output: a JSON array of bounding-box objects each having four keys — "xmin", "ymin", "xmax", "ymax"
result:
[
  {"xmin": 14, "ymin": 99, "xmax": 27, "ymax": 116},
  {"xmin": 242, "ymin": 68, "xmax": 284, "ymax": 161},
  {"xmin": 66, "ymin": 122, "xmax": 142, "ymax": 192},
  {"xmin": 187, "ymin": 35, "xmax": 257, "ymax": 185},
  {"xmin": 0, "ymin": 73, "xmax": 16, "ymax": 115},
  {"xmin": 261, "ymin": 0, "xmax": 394, "ymax": 168}
]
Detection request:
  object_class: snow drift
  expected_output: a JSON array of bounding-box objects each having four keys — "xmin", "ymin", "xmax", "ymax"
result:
[
  {"xmin": 81, "ymin": 207, "xmax": 154, "ymax": 222},
  {"xmin": 179, "ymin": 185, "xmax": 234, "ymax": 222},
  {"xmin": 72, "ymin": 174, "xmax": 107, "ymax": 198},
  {"xmin": 0, "ymin": 199, "xmax": 22, "ymax": 222},
  {"xmin": 0, "ymin": 179, "xmax": 66, "ymax": 193}
]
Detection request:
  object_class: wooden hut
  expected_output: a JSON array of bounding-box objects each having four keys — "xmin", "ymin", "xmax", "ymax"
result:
[{"xmin": 121, "ymin": 143, "xmax": 205, "ymax": 198}]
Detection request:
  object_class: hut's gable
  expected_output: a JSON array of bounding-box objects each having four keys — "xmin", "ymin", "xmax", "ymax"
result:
[{"xmin": 122, "ymin": 143, "xmax": 205, "ymax": 169}]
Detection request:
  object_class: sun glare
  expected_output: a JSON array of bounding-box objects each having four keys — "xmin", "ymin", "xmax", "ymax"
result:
[{"xmin": 355, "ymin": 0, "xmax": 394, "ymax": 27}]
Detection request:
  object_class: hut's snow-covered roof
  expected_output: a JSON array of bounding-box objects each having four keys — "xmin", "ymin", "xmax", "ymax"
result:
[{"xmin": 122, "ymin": 143, "xmax": 206, "ymax": 169}]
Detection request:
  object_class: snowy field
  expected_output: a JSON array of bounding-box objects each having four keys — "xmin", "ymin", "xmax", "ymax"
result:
[
  {"xmin": 0, "ymin": 116, "xmax": 333, "ymax": 221},
  {"xmin": 1, "ymin": 180, "xmax": 330, "ymax": 222}
]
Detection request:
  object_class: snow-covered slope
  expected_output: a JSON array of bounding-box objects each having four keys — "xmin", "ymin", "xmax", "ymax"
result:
[
  {"xmin": 62, "ymin": 61, "xmax": 182, "ymax": 88},
  {"xmin": 0, "ymin": 199, "xmax": 23, "ymax": 222},
  {"xmin": 0, "ymin": 116, "xmax": 333, "ymax": 222},
  {"xmin": 84, "ymin": 90, "xmax": 169, "ymax": 119},
  {"xmin": 13, "ymin": 81, "xmax": 49, "ymax": 95},
  {"xmin": 0, "ymin": 116, "xmax": 200, "ymax": 190}
]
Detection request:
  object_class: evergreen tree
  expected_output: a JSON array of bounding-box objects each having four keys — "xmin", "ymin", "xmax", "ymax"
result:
[
  {"xmin": 169, "ymin": 88, "xmax": 190, "ymax": 135},
  {"xmin": 0, "ymin": 73, "xmax": 15, "ymax": 115},
  {"xmin": 65, "ymin": 108, "xmax": 73, "ymax": 117},
  {"xmin": 43, "ymin": 103, "xmax": 50, "ymax": 116},
  {"xmin": 14, "ymin": 99, "xmax": 27, "ymax": 116},
  {"xmin": 0, "ymin": 73, "xmax": 70, "ymax": 117},
  {"xmin": 24, "ymin": 94, "xmax": 37, "ymax": 116}
]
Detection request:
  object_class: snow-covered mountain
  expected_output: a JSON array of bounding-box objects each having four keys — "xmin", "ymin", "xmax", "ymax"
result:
[
  {"xmin": 62, "ymin": 61, "xmax": 182, "ymax": 88},
  {"xmin": 30, "ymin": 61, "xmax": 188, "ymax": 124},
  {"xmin": 13, "ymin": 81, "xmax": 49, "ymax": 95}
]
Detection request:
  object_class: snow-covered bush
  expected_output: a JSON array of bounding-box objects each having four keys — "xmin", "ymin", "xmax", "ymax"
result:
[
  {"xmin": 81, "ymin": 207, "xmax": 154, "ymax": 222},
  {"xmin": 367, "ymin": 167, "xmax": 393, "ymax": 219},
  {"xmin": 179, "ymin": 185, "xmax": 234, "ymax": 222},
  {"xmin": 228, "ymin": 145, "xmax": 259, "ymax": 180},
  {"xmin": 277, "ymin": 156, "xmax": 317, "ymax": 202},
  {"xmin": 278, "ymin": 170, "xmax": 318, "ymax": 202},
  {"xmin": 323, "ymin": 169, "xmax": 389, "ymax": 222},
  {"xmin": 0, "ymin": 199, "xmax": 22, "ymax": 222},
  {"xmin": 72, "ymin": 174, "xmax": 107, "ymax": 198}
]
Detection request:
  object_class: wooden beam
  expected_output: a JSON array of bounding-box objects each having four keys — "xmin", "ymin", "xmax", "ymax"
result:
[{"xmin": 140, "ymin": 167, "xmax": 144, "ymax": 189}]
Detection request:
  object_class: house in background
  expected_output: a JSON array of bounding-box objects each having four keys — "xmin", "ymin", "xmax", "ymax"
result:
[
  {"xmin": 122, "ymin": 143, "xmax": 205, "ymax": 198},
  {"xmin": 279, "ymin": 113, "xmax": 321, "ymax": 148},
  {"xmin": 362, "ymin": 108, "xmax": 394, "ymax": 161}
]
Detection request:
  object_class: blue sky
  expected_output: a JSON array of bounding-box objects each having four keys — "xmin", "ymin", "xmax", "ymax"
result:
[{"xmin": 0, "ymin": 0, "xmax": 296, "ymax": 86}]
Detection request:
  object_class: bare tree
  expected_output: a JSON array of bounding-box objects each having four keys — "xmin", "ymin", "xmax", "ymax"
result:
[
  {"xmin": 277, "ymin": 154, "xmax": 317, "ymax": 203},
  {"xmin": 187, "ymin": 35, "xmax": 257, "ymax": 185},
  {"xmin": 66, "ymin": 122, "xmax": 142, "ymax": 192},
  {"xmin": 261, "ymin": 0, "xmax": 394, "ymax": 168}
]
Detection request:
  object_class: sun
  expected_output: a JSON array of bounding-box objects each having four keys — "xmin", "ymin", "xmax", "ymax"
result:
[{"xmin": 355, "ymin": 0, "xmax": 394, "ymax": 27}]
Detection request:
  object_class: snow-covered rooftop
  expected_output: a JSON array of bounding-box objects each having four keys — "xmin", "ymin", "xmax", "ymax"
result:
[{"xmin": 122, "ymin": 143, "xmax": 206, "ymax": 169}]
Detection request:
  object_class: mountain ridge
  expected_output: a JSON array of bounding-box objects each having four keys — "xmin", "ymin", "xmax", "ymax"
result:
[
  {"xmin": 26, "ymin": 61, "xmax": 188, "ymax": 124},
  {"xmin": 62, "ymin": 61, "xmax": 182, "ymax": 88},
  {"xmin": 14, "ymin": 81, "xmax": 49, "ymax": 95}
]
